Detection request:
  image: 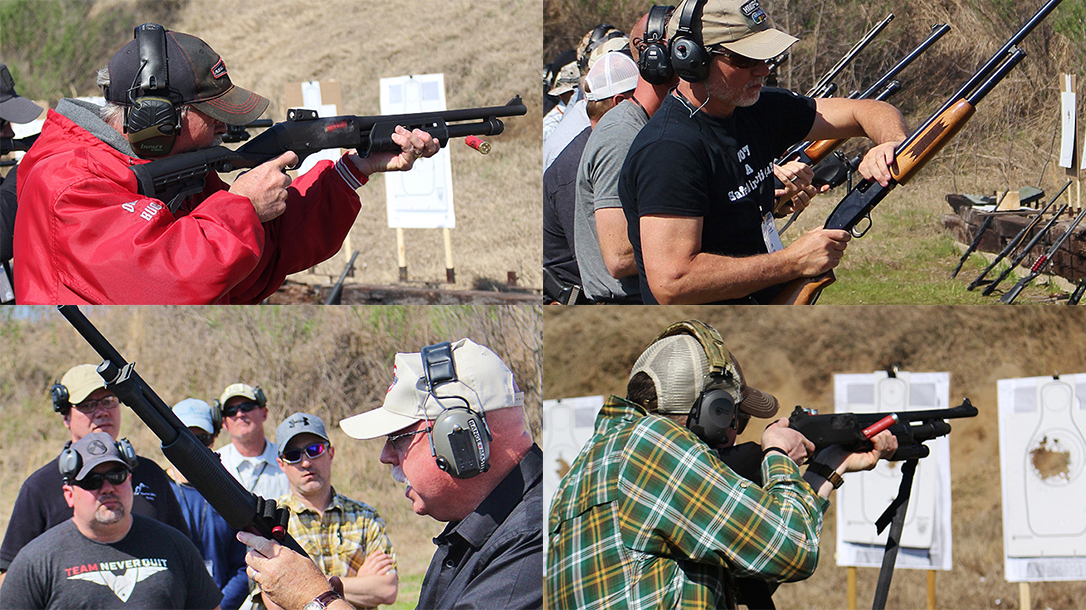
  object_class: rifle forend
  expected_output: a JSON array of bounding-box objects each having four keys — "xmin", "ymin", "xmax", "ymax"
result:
[
  {"xmin": 788, "ymin": 398, "xmax": 978, "ymax": 461},
  {"xmin": 131, "ymin": 96, "xmax": 527, "ymax": 213}
]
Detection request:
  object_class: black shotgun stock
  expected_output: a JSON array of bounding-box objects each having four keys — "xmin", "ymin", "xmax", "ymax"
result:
[
  {"xmin": 57, "ymin": 305, "xmax": 309, "ymax": 558},
  {"xmin": 132, "ymin": 96, "xmax": 527, "ymax": 213}
]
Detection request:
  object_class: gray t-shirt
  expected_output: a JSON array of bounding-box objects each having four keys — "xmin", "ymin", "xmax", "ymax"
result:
[
  {"xmin": 0, "ymin": 516, "xmax": 221, "ymax": 609},
  {"xmin": 573, "ymin": 99, "xmax": 648, "ymax": 301}
]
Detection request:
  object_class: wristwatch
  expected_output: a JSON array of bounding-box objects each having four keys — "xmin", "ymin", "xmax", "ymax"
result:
[
  {"xmin": 302, "ymin": 591, "xmax": 342, "ymax": 610},
  {"xmin": 807, "ymin": 462, "xmax": 845, "ymax": 489}
]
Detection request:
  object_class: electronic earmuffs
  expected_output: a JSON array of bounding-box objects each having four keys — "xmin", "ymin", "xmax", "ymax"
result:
[
  {"xmin": 51, "ymin": 381, "xmax": 72, "ymax": 414},
  {"xmin": 212, "ymin": 385, "xmax": 264, "ymax": 432},
  {"xmin": 652, "ymin": 320, "xmax": 742, "ymax": 446},
  {"xmin": 669, "ymin": 0, "xmax": 711, "ymax": 83},
  {"xmin": 579, "ymin": 24, "xmax": 627, "ymax": 74},
  {"xmin": 638, "ymin": 5, "xmax": 675, "ymax": 85},
  {"xmin": 125, "ymin": 23, "xmax": 181, "ymax": 157},
  {"xmin": 421, "ymin": 341, "xmax": 492, "ymax": 479},
  {"xmin": 58, "ymin": 437, "xmax": 139, "ymax": 484}
]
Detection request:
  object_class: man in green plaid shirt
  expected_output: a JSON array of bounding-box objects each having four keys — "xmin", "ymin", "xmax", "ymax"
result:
[{"xmin": 547, "ymin": 320, "xmax": 896, "ymax": 609}]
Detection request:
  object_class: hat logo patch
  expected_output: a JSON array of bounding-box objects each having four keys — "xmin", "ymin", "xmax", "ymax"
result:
[
  {"xmin": 288, "ymin": 416, "xmax": 310, "ymax": 428},
  {"xmin": 740, "ymin": 0, "xmax": 767, "ymax": 25},
  {"xmin": 88, "ymin": 439, "xmax": 108, "ymax": 455},
  {"xmin": 211, "ymin": 58, "xmax": 228, "ymax": 79},
  {"xmin": 388, "ymin": 366, "xmax": 398, "ymax": 394}
]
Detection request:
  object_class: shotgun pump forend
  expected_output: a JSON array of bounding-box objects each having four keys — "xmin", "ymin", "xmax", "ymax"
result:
[{"xmin": 788, "ymin": 398, "xmax": 978, "ymax": 461}]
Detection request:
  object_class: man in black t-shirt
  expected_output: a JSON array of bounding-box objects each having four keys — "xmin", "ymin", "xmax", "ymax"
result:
[
  {"xmin": 0, "ymin": 432, "xmax": 220, "ymax": 609},
  {"xmin": 0, "ymin": 364, "xmax": 190, "ymax": 584},
  {"xmin": 620, "ymin": 0, "xmax": 908, "ymax": 304}
]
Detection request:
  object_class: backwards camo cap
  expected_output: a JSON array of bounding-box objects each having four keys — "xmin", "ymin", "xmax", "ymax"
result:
[{"xmin": 630, "ymin": 319, "xmax": 779, "ymax": 417}]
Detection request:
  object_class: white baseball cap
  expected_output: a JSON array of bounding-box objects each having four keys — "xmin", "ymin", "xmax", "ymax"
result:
[
  {"xmin": 339, "ymin": 339, "xmax": 524, "ymax": 439},
  {"xmin": 584, "ymin": 52, "xmax": 639, "ymax": 101}
]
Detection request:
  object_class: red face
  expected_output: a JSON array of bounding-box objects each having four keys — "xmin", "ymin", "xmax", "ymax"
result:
[
  {"xmin": 64, "ymin": 388, "xmax": 121, "ymax": 441},
  {"xmin": 170, "ymin": 106, "xmax": 226, "ymax": 155},
  {"xmin": 380, "ymin": 419, "xmax": 467, "ymax": 522},
  {"xmin": 705, "ymin": 49, "xmax": 771, "ymax": 110}
]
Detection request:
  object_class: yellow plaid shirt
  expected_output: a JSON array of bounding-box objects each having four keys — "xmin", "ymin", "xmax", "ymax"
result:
[{"xmin": 278, "ymin": 489, "xmax": 398, "ymax": 578}]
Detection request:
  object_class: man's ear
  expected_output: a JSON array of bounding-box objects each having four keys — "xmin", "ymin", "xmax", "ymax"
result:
[{"xmin": 63, "ymin": 484, "xmax": 75, "ymax": 508}]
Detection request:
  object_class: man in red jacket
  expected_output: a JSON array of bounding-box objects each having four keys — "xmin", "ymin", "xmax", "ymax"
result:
[{"xmin": 13, "ymin": 28, "xmax": 437, "ymax": 304}]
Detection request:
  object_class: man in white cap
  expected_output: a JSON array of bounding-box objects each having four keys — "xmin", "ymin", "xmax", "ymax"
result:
[
  {"xmin": 620, "ymin": 0, "xmax": 908, "ymax": 304},
  {"xmin": 0, "ymin": 364, "xmax": 189, "ymax": 587},
  {"xmin": 0, "ymin": 432, "xmax": 221, "ymax": 609},
  {"xmin": 546, "ymin": 320, "xmax": 898, "ymax": 608},
  {"xmin": 238, "ymin": 339, "xmax": 541, "ymax": 610},
  {"xmin": 271, "ymin": 412, "xmax": 398, "ymax": 609},
  {"xmin": 168, "ymin": 398, "xmax": 249, "ymax": 610},
  {"xmin": 544, "ymin": 52, "xmax": 639, "ymax": 304},
  {"xmin": 216, "ymin": 383, "xmax": 289, "ymax": 502}
]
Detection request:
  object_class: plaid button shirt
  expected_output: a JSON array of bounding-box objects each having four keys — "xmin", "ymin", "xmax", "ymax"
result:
[
  {"xmin": 547, "ymin": 396, "xmax": 829, "ymax": 610},
  {"xmin": 278, "ymin": 489, "xmax": 398, "ymax": 578}
]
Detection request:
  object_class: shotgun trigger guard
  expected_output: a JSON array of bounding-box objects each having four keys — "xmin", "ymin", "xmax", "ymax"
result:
[{"xmin": 851, "ymin": 215, "xmax": 872, "ymax": 238}]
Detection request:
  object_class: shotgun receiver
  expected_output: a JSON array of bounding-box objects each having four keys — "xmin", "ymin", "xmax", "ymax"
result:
[
  {"xmin": 772, "ymin": 0, "xmax": 1061, "ymax": 304},
  {"xmin": 788, "ymin": 398, "xmax": 978, "ymax": 461},
  {"xmin": 131, "ymin": 96, "xmax": 527, "ymax": 213},
  {"xmin": 57, "ymin": 305, "xmax": 309, "ymax": 558}
]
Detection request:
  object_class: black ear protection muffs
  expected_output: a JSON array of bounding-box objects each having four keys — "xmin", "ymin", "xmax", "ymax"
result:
[
  {"xmin": 125, "ymin": 23, "xmax": 181, "ymax": 157},
  {"xmin": 578, "ymin": 24, "xmax": 627, "ymax": 74},
  {"xmin": 638, "ymin": 5, "xmax": 676, "ymax": 85},
  {"xmin": 59, "ymin": 437, "xmax": 139, "ymax": 483},
  {"xmin": 213, "ymin": 384, "xmax": 266, "ymax": 425},
  {"xmin": 421, "ymin": 341, "xmax": 492, "ymax": 479},
  {"xmin": 652, "ymin": 320, "xmax": 742, "ymax": 446},
  {"xmin": 51, "ymin": 381, "xmax": 71, "ymax": 413},
  {"xmin": 669, "ymin": 0, "xmax": 711, "ymax": 83}
]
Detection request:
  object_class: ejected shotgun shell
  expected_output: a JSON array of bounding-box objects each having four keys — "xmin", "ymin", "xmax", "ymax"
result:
[
  {"xmin": 862, "ymin": 413, "xmax": 899, "ymax": 439},
  {"xmin": 464, "ymin": 135, "xmax": 491, "ymax": 154}
]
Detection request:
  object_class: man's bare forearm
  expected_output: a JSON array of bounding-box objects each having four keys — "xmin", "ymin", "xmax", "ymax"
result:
[{"xmin": 340, "ymin": 573, "xmax": 398, "ymax": 608}]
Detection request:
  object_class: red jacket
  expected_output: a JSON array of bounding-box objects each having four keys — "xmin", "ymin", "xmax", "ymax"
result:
[{"xmin": 14, "ymin": 108, "xmax": 366, "ymax": 304}]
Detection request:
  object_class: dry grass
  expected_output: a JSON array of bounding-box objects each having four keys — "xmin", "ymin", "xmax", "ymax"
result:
[
  {"xmin": 0, "ymin": 306, "xmax": 542, "ymax": 601},
  {"xmin": 544, "ymin": 306, "xmax": 1086, "ymax": 609}
]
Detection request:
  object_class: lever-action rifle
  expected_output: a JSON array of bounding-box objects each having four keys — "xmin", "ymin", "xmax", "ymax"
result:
[
  {"xmin": 967, "ymin": 180, "xmax": 1071, "ymax": 290},
  {"xmin": 788, "ymin": 398, "xmax": 978, "ymax": 461},
  {"xmin": 132, "ymin": 96, "xmax": 527, "ymax": 213},
  {"xmin": 1000, "ymin": 206, "xmax": 1086, "ymax": 303},
  {"xmin": 57, "ymin": 305, "xmax": 309, "ymax": 558},
  {"xmin": 771, "ymin": 0, "xmax": 1061, "ymax": 304}
]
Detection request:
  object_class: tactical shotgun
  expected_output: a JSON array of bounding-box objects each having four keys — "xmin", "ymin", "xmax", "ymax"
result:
[
  {"xmin": 788, "ymin": 398, "xmax": 978, "ymax": 461},
  {"xmin": 131, "ymin": 96, "xmax": 527, "ymax": 213},
  {"xmin": 1000, "ymin": 207, "xmax": 1086, "ymax": 303},
  {"xmin": 57, "ymin": 305, "xmax": 309, "ymax": 558},
  {"xmin": 772, "ymin": 0, "xmax": 1061, "ymax": 304},
  {"xmin": 967, "ymin": 180, "xmax": 1070, "ymax": 290}
]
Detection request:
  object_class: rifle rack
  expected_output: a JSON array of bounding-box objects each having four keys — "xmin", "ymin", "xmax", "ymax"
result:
[{"xmin": 945, "ymin": 193, "xmax": 1086, "ymax": 289}]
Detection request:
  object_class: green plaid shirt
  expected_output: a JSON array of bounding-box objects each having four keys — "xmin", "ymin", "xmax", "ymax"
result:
[
  {"xmin": 547, "ymin": 396, "xmax": 829, "ymax": 609},
  {"xmin": 278, "ymin": 489, "xmax": 397, "ymax": 578}
]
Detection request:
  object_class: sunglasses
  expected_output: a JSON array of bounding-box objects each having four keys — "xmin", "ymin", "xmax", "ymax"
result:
[
  {"xmin": 280, "ymin": 441, "xmax": 329, "ymax": 464},
  {"xmin": 74, "ymin": 467, "xmax": 130, "ymax": 490},
  {"xmin": 193, "ymin": 430, "xmax": 215, "ymax": 447},
  {"xmin": 74, "ymin": 394, "xmax": 121, "ymax": 414},
  {"xmin": 223, "ymin": 401, "xmax": 261, "ymax": 417},
  {"xmin": 386, "ymin": 426, "xmax": 432, "ymax": 454},
  {"xmin": 710, "ymin": 48, "xmax": 765, "ymax": 70}
]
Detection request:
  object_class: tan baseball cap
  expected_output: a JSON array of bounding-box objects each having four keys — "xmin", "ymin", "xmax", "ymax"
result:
[
  {"xmin": 629, "ymin": 330, "xmax": 779, "ymax": 418},
  {"xmin": 339, "ymin": 339, "xmax": 524, "ymax": 439},
  {"xmin": 667, "ymin": 0, "xmax": 798, "ymax": 61},
  {"xmin": 219, "ymin": 383, "xmax": 259, "ymax": 406},
  {"xmin": 61, "ymin": 364, "xmax": 108, "ymax": 405}
]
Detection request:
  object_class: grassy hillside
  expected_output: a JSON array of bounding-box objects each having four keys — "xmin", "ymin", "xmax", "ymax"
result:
[
  {"xmin": 544, "ymin": 306, "xmax": 1086, "ymax": 609},
  {"xmin": 0, "ymin": 306, "xmax": 541, "ymax": 609}
]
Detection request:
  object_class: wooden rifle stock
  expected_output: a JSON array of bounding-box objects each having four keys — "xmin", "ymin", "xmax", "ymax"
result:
[{"xmin": 770, "ymin": 271, "xmax": 835, "ymax": 305}]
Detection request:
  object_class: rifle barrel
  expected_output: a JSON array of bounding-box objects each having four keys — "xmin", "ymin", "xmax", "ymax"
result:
[
  {"xmin": 808, "ymin": 13, "xmax": 895, "ymax": 97},
  {"xmin": 859, "ymin": 23, "xmax": 949, "ymax": 99}
]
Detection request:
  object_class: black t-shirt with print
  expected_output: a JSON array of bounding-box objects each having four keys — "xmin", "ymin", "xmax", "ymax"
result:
[{"xmin": 620, "ymin": 88, "xmax": 816, "ymax": 304}]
